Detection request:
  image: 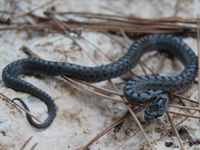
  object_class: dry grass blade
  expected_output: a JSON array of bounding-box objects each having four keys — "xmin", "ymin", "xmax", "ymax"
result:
[
  {"xmin": 79, "ymin": 115, "xmax": 128, "ymax": 150},
  {"xmin": 19, "ymin": 136, "xmax": 33, "ymax": 150},
  {"xmin": 1, "ymin": 9, "xmax": 198, "ymax": 36},
  {"xmin": 198, "ymin": 14, "xmax": 200, "ymax": 106},
  {"xmin": 21, "ymin": 45, "xmax": 40, "ymax": 58},
  {"xmin": 48, "ymin": 14, "xmax": 99, "ymax": 66},
  {"xmin": 12, "ymin": 0, "xmax": 55, "ymax": 20},
  {"xmin": 173, "ymin": 0, "xmax": 181, "ymax": 18},
  {"xmin": 46, "ymin": 15, "xmax": 69, "ymax": 35},
  {"xmin": 157, "ymin": 110, "xmax": 198, "ymax": 141},
  {"xmin": 70, "ymin": 78, "xmax": 123, "ymax": 96},
  {"xmin": 52, "ymin": 11, "xmax": 197, "ymax": 23},
  {"xmin": 139, "ymin": 61, "xmax": 148, "ymax": 75},
  {"xmin": 177, "ymin": 97, "xmax": 191, "ymax": 114},
  {"xmin": 104, "ymin": 33, "xmax": 129, "ymax": 49},
  {"xmin": 62, "ymin": 76, "xmax": 128, "ymax": 104},
  {"xmin": 120, "ymin": 30, "xmax": 131, "ymax": 44},
  {"xmin": 169, "ymin": 92, "xmax": 199, "ymax": 104},
  {"xmin": 167, "ymin": 110, "xmax": 200, "ymax": 119},
  {"xmin": 81, "ymin": 37, "xmax": 115, "ymax": 61},
  {"xmin": 127, "ymin": 107, "xmax": 154, "ymax": 150},
  {"xmin": 116, "ymin": 122, "xmax": 151, "ymax": 150},
  {"xmin": 140, "ymin": 61, "xmax": 155, "ymax": 75},
  {"xmin": 153, "ymin": 53, "xmax": 167, "ymax": 75},
  {"xmin": 196, "ymin": 14, "xmax": 200, "ymax": 141},
  {"xmin": 0, "ymin": 93, "xmax": 41, "ymax": 123},
  {"xmin": 166, "ymin": 113, "xmax": 185, "ymax": 150},
  {"xmin": 30, "ymin": 143, "xmax": 38, "ymax": 150},
  {"xmin": 168, "ymin": 104, "xmax": 200, "ymax": 111}
]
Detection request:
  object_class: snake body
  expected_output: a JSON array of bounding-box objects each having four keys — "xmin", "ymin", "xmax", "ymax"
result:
[{"xmin": 2, "ymin": 34, "xmax": 198, "ymax": 129}]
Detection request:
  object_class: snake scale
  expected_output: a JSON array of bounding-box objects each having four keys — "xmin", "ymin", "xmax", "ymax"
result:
[{"xmin": 2, "ymin": 34, "xmax": 198, "ymax": 129}]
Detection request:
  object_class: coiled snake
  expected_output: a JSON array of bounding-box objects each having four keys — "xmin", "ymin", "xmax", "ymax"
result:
[{"xmin": 2, "ymin": 34, "xmax": 198, "ymax": 129}]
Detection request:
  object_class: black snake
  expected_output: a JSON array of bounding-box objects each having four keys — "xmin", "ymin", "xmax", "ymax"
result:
[{"xmin": 2, "ymin": 34, "xmax": 198, "ymax": 129}]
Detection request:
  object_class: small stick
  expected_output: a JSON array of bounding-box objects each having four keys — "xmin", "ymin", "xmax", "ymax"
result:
[
  {"xmin": 197, "ymin": 13, "xmax": 200, "ymax": 142},
  {"xmin": 0, "ymin": 93, "xmax": 41, "ymax": 123},
  {"xmin": 80, "ymin": 114, "xmax": 128, "ymax": 150},
  {"xmin": 47, "ymin": 14, "xmax": 98, "ymax": 66},
  {"xmin": 104, "ymin": 33, "xmax": 129, "ymax": 49},
  {"xmin": 130, "ymin": 70, "xmax": 139, "ymax": 77},
  {"xmin": 166, "ymin": 113, "xmax": 185, "ymax": 150},
  {"xmin": 120, "ymin": 30, "xmax": 131, "ymax": 44},
  {"xmin": 81, "ymin": 37, "xmax": 115, "ymax": 61},
  {"xmin": 70, "ymin": 78, "xmax": 123, "ymax": 96},
  {"xmin": 140, "ymin": 61, "xmax": 155, "ymax": 75},
  {"xmin": 139, "ymin": 62, "xmax": 148, "ymax": 75},
  {"xmin": 167, "ymin": 110, "xmax": 200, "ymax": 119},
  {"xmin": 30, "ymin": 143, "xmax": 38, "ymax": 150},
  {"xmin": 116, "ymin": 122, "xmax": 151, "ymax": 150},
  {"xmin": 19, "ymin": 136, "xmax": 33, "ymax": 150},
  {"xmin": 12, "ymin": 0, "xmax": 55, "ymax": 20},
  {"xmin": 62, "ymin": 76, "xmax": 128, "ymax": 104},
  {"xmin": 156, "ymin": 110, "xmax": 198, "ymax": 141},
  {"xmin": 177, "ymin": 97, "xmax": 191, "ymax": 114},
  {"xmin": 168, "ymin": 104, "xmax": 200, "ymax": 111},
  {"xmin": 169, "ymin": 92, "xmax": 199, "ymax": 104},
  {"xmin": 153, "ymin": 53, "xmax": 167, "ymax": 75}
]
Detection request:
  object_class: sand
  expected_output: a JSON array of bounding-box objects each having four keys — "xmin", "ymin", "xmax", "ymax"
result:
[{"xmin": 0, "ymin": 0, "xmax": 200, "ymax": 150}]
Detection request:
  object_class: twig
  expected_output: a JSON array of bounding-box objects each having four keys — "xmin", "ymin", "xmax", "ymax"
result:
[
  {"xmin": 81, "ymin": 37, "xmax": 115, "ymax": 61},
  {"xmin": 70, "ymin": 78, "xmax": 123, "ymax": 96},
  {"xmin": 12, "ymin": 0, "xmax": 55, "ymax": 20},
  {"xmin": 30, "ymin": 143, "xmax": 38, "ymax": 150},
  {"xmin": 166, "ymin": 113, "xmax": 185, "ymax": 150},
  {"xmin": 0, "ymin": 93, "xmax": 41, "ymax": 123},
  {"xmin": 177, "ymin": 97, "xmax": 191, "ymax": 114},
  {"xmin": 153, "ymin": 53, "xmax": 167, "ymax": 75},
  {"xmin": 197, "ymin": 14, "xmax": 200, "ymax": 107},
  {"xmin": 47, "ymin": 14, "xmax": 98, "ymax": 65},
  {"xmin": 79, "ymin": 114, "xmax": 128, "ymax": 150},
  {"xmin": 156, "ymin": 110, "xmax": 198, "ymax": 141},
  {"xmin": 116, "ymin": 122, "xmax": 151, "ymax": 150},
  {"xmin": 139, "ymin": 62, "xmax": 147, "ymax": 75},
  {"xmin": 169, "ymin": 92, "xmax": 199, "ymax": 104},
  {"xmin": 167, "ymin": 110, "xmax": 200, "ymax": 119},
  {"xmin": 19, "ymin": 136, "xmax": 33, "ymax": 150},
  {"xmin": 120, "ymin": 30, "xmax": 131, "ymax": 44},
  {"xmin": 173, "ymin": 0, "xmax": 181, "ymax": 18},
  {"xmin": 140, "ymin": 61, "xmax": 155, "ymax": 75},
  {"xmin": 168, "ymin": 104, "xmax": 200, "ymax": 111},
  {"xmin": 63, "ymin": 76, "xmax": 128, "ymax": 104},
  {"xmin": 197, "ymin": 13, "xmax": 200, "ymax": 144}
]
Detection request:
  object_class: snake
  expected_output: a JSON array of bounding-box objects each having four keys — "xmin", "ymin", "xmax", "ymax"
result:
[{"xmin": 2, "ymin": 34, "xmax": 198, "ymax": 129}]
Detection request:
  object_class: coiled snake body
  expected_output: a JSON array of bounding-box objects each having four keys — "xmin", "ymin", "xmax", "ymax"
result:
[{"xmin": 2, "ymin": 34, "xmax": 198, "ymax": 129}]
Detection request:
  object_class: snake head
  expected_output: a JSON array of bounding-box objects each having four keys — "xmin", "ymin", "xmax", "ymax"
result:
[{"xmin": 144, "ymin": 96, "xmax": 168, "ymax": 121}]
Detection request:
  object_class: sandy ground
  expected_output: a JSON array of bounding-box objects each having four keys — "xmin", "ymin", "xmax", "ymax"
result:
[{"xmin": 0, "ymin": 0, "xmax": 200, "ymax": 150}]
